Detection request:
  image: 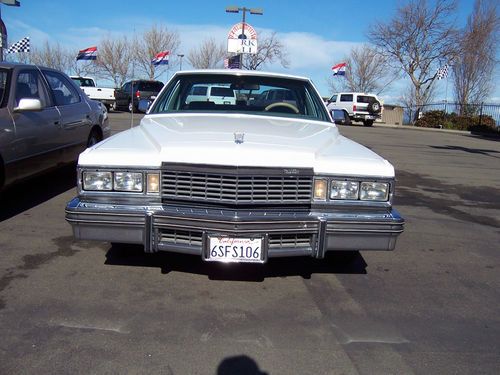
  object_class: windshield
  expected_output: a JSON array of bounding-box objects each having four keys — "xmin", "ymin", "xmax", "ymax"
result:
[
  {"xmin": 150, "ymin": 73, "xmax": 330, "ymax": 121},
  {"xmin": 71, "ymin": 77, "xmax": 94, "ymax": 87},
  {"xmin": 138, "ymin": 81, "xmax": 163, "ymax": 92}
]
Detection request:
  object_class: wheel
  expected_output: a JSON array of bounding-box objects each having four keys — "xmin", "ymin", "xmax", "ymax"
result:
[
  {"xmin": 128, "ymin": 101, "xmax": 134, "ymax": 113},
  {"xmin": 367, "ymin": 100, "xmax": 381, "ymax": 114},
  {"xmin": 363, "ymin": 120, "xmax": 374, "ymax": 127},
  {"xmin": 343, "ymin": 111, "xmax": 352, "ymax": 125},
  {"xmin": 87, "ymin": 129, "xmax": 101, "ymax": 147},
  {"xmin": 111, "ymin": 101, "xmax": 118, "ymax": 112},
  {"xmin": 264, "ymin": 102, "xmax": 300, "ymax": 114}
]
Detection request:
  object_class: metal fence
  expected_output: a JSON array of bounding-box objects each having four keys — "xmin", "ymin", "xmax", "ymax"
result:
[{"xmin": 402, "ymin": 102, "xmax": 500, "ymax": 126}]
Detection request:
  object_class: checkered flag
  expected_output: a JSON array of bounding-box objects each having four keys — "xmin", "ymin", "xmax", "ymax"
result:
[
  {"xmin": 436, "ymin": 64, "xmax": 449, "ymax": 80},
  {"xmin": 6, "ymin": 37, "xmax": 30, "ymax": 54}
]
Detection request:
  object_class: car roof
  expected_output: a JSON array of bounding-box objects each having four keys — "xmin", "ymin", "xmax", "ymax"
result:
[
  {"xmin": 0, "ymin": 61, "xmax": 67, "ymax": 74},
  {"xmin": 173, "ymin": 69, "xmax": 311, "ymax": 82},
  {"xmin": 334, "ymin": 92, "xmax": 378, "ymax": 96}
]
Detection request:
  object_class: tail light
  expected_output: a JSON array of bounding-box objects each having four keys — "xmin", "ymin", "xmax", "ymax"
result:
[
  {"xmin": 353, "ymin": 105, "xmax": 356, "ymax": 112},
  {"xmin": 135, "ymin": 90, "xmax": 141, "ymax": 98}
]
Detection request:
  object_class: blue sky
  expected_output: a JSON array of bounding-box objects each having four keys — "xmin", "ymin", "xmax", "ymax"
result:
[{"xmin": 2, "ymin": 0, "xmax": 498, "ymax": 103}]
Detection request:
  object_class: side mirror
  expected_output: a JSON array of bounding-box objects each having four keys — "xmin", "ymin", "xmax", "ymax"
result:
[
  {"xmin": 138, "ymin": 99, "xmax": 152, "ymax": 113},
  {"xmin": 13, "ymin": 98, "xmax": 42, "ymax": 112}
]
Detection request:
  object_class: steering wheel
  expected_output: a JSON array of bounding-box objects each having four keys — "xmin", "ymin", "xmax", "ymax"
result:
[{"xmin": 264, "ymin": 102, "xmax": 300, "ymax": 114}]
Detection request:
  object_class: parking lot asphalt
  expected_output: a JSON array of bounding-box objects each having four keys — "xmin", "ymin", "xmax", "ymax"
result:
[{"xmin": 0, "ymin": 111, "xmax": 499, "ymax": 374}]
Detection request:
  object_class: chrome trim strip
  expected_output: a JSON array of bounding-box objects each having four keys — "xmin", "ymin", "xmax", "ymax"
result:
[
  {"xmin": 145, "ymin": 212, "xmax": 153, "ymax": 253},
  {"xmin": 316, "ymin": 219, "xmax": 327, "ymax": 259}
]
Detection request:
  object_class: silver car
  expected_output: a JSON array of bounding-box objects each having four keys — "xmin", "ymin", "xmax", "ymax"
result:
[{"xmin": 0, "ymin": 62, "xmax": 110, "ymax": 191}]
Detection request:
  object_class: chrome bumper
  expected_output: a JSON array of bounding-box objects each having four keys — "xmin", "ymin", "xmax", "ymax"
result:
[{"xmin": 65, "ymin": 197, "xmax": 405, "ymax": 259}]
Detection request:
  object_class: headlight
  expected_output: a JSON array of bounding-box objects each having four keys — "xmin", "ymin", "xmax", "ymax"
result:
[
  {"xmin": 83, "ymin": 171, "xmax": 112, "ymax": 191},
  {"xmin": 360, "ymin": 182, "xmax": 389, "ymax": 201},
  {"xmin": 114, "ymin": 172, "xmax": 143, "ymax": 192},
  {"xmin": 330, "ymin": 180, "xmax": 359, "ymax": 200}
]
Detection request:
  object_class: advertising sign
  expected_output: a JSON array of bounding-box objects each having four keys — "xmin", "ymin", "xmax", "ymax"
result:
[{"xmin": 227, "ymin": 22, "xmax": 258, "ymax": 54}]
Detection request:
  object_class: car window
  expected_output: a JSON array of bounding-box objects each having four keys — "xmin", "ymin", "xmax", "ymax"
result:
[
  {"xmin": 210, "ymin": 87, "xmax": 235, "ymax": 97},
  {"xmin": 151, "ymin": 74, "xmax": 330, "ymax": 122},
  {"xmin": 138, "ymin": 81, "xmax": 163, "ymax": 91},
  {"xmin": 357, "ymin": 95, "xmax": 375, "ymax": 103},
  {"xmin": 122, "ymin": 83, "xmax": 130, "ymax": 92},
  {"xmin": 43, "ymin": 70, "xmax": 80, "ymax": 106},
  {"xmin": 0, "ymin": 68, "xmax": 9, "ymax": 108},
  {"xmin": 15, "ymin": 70, "xmax": 50, "ymax": 107},
  {"xmin": 340, "ymin": 94, "xmax": 353, "ymax": 102},
  {"xmin": 330, "ymin": 94, "xmax": 338, "ymax": 102},
  {"xmin": 71, "ymin": 77, "xmax": 94, "ymax": 87},
  {"xmin": 191, "ymin": 86, "xmax": 208, "ymax": 95}
]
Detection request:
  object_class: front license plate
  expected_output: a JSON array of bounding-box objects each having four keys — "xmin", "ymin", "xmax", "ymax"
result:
[{"xmin": 207, "ymin": 236, "xmax": 263, "ymax": 263}]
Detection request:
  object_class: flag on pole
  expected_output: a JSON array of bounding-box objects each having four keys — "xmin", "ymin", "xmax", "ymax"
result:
[
  {"xmin": 76, "ymin": 46, "xmax": 97, "ymax": 60},
  {"xmin": 6, "ymin": 37, "xmax": 30, "ymax": 53},
  {"xmin": 151, "ymin": 51, "xmax": 170, "ymax": 66},
  {"xmin": 331, "ymin": 62, "xmax": 346, "ymax": 76},
  {"xmin": 436, "ymin": 64, "xmax": 449, "ymax": 80},
  {"xmin": 224, "ymin": 55, "xmax": 241, "ymax": 69}
]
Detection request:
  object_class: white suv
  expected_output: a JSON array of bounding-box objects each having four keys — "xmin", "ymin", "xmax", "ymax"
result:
[
  {"xmin": 327, "ymin": 92, "xmax": 382, "ymax": 126},
  {"xmin": 186, "ymin": 84, "xmax": 236, "ymax": 105}
]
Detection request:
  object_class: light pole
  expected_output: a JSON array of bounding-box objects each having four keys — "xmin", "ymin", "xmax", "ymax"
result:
[
  {"xmin": 177, "ymin": 54, "xmax": 184, "ymax": 71},
  {"xmin": 0, "ymin": 0, "xmax": 20, "ymax": 62},
  {"xmin": 225, "ymin": 5, "xmax": 263, "ymax": 67}
]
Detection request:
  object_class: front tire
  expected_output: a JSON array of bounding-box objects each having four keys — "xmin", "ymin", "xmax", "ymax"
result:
[
  {"xmin": 87, "ymin": 129, "xmax": 101, "ymax": 147},
  {"xmin": 363, "ymin": 120, "xmax": 374, "ymax": 127},
  {"xmin": 344, "ymin": 111, "xmax": 352, "ymax": 125}
]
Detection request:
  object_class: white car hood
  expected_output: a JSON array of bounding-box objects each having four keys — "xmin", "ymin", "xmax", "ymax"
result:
[{"xmin": 79, "ymin": 113, "xmax": 394, "ymax": 177}]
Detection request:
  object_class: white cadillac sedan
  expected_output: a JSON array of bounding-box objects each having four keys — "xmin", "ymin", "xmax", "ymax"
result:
[{"xmin": 66, "ymin": 70, "xmax": 404, "ymax": 264}]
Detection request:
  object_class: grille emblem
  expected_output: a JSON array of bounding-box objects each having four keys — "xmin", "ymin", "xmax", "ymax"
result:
[{"xmin": 234, "ymin": 132, "xmax": 245, "ymax": 144}]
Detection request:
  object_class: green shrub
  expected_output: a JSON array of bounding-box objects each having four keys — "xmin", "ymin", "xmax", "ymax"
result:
[
  {"xmin": 415, "ymin": 110, "xmax": 446, "ymax": 128},
  {"xmin": 415, "ymin": 110, "xmax": 498, "ymax": 133}
]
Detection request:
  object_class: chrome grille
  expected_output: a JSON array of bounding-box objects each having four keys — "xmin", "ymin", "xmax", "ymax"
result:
[
  {"xmin": 161, "ymin": 165, "xmax": 313, "ymax": 205},
  {"xmin": 269, "ymin": 233, "xmax": 313, "ymax": 249},
  {"xmin": 158, "ymin": 229, "xmax": 313, "ymax": 250},
  {"xmin": 159, "ymin": 229, "xmax": 203, "ymax": 247}
]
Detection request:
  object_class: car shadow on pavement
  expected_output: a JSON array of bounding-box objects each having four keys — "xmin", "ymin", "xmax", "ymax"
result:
[
  {"xmin": 0, "ymin": 163, "xmax": 77, "ymax": 222},
  {"xmin": 104, "ymin": 244, "xmax": 367, "ymax": 281}
]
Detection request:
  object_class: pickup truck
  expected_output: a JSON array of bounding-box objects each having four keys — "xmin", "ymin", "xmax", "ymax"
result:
[{"xmin": 70, "ymin": 76, "xmax": 115, "ymax": 110}]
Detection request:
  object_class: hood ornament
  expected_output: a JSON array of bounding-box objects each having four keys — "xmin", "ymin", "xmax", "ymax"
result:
[{"xmin": 234, "ymin": 132, "xmax": 245, "ymax": 144}]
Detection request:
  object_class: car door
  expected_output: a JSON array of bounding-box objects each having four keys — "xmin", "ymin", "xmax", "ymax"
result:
[
  {"xmin": 115, "ymin": 82, "xmax": 130, "ymax": 107},
  {"xmin": 42, "ymin": 69, "xmax": 92, "ymax": 157},
  {"xmin": 6, "ymin": 68, "xmax": 62, "ymax": 181}
]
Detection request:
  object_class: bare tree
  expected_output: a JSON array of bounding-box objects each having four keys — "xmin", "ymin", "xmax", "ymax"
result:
[
  {"xmin": 453, "ymin": 0, "xmax": 499, "ymax": 109},
  {"xmin": 133, "ymin": 24, "xmax": 181, "ymax": 79},
  {"xmin": 327, "ymin": 44, "xmax": 398, "ymax": 95},
  {"xmin": 29, "ymin": 41, "xmax": 72, "ymax": 73},
  {"xmin": 187, "ymin": 38, "xmax": 226, "ymax": 69},
  {"xmin": 399, "ymin": 81, "xmax": 436, "ymax": 109},
  {"xmin": 368, "ymin": 0, "xmax": 459, "ymax": 112},
  {"xmin": 241, "ymin": 32, "xmax": 289, "ymax": 70},
  {"xmin": 95, "ymin": 35, "xmax": 132, "ymax": 88},
  {"xmin": 69, "ymin": 59, "xmax": 99, "ymax": 78}
]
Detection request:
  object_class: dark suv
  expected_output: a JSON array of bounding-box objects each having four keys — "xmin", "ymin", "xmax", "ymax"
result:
[{"xmin": 113, "ymin": 80, "xmax": 163, "ymax": 112}]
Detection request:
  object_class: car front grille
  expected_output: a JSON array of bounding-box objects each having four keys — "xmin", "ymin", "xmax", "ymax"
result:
[
  {"xmin": 157, "ymin": 229, "xmax": 314, "ymax": 251},
  {"xmin": 161, "ymin": 164, "xmax": 313, "ymax": 206}
]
